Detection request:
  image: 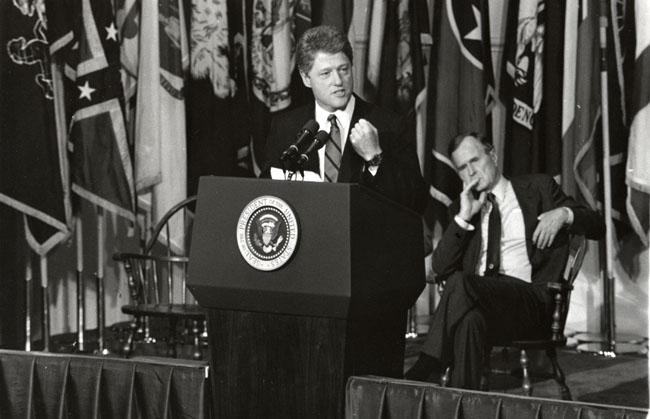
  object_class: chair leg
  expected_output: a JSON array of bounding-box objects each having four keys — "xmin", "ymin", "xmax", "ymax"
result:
[
  {"xmin": 123, "ymin": 316, "xmax": 139, "ymax": 357},
  {"xmin": 519, "ymin": 349, "xmax": 532, "ymax": 396},
  {"xmin": 200, "ymin": 319, "xmax": 209, "ymax": 347},
  {"xmin": 547, "ymin": 348, "xmax": 572, "ymax": 400},
  {"xmin": 143, "ymin": 316, "xmax": 156, "ymax": 343},
  {"xmin": 479, "ymin": 348, "xmax": 491, "ymax": 391},
  {"xmin": 167, "ymin": 318, "xmax": 177, "ymax": 358},
  {"xmin": 191, "ymin": 319, "xmax": 202, "ymax": 360},
  {"xmin": 441, "ymin": 367, "xmax": 451, "ymax": 387}
]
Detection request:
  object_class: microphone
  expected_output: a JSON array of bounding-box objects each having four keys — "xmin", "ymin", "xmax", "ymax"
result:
[
  {"xmin": 296, "ymin": 130, "xmax": 330, "ymax": 167},
  {"xmin": 280, "ymin": 119, "xmax": 319, "ymax": 163}
]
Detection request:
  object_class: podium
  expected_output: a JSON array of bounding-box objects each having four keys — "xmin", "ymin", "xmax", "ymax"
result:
[{"xmin": 187, "ymin": 177, "xmax": 424, "ymax": 418}]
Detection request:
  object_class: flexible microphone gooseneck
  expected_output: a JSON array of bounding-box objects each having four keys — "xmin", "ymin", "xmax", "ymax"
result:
[
  {"xmin": 296, "ymin": 130, "xmax": 331, "ymax": 167},
  {"xmin": 280, "ymin": 119, "xmax": 319, "ymax": 164}
]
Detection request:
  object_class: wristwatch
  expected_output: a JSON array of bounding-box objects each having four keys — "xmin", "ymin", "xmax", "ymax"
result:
[{"xmin": 365, "ymin": 152, "xmax": 383, "ymax": 169}]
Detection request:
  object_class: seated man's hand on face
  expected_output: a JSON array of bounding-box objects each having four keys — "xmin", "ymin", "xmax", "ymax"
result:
[
  {"xmin": 458, "ymin": 178, "xmax": 486, "ymax": 223},
  {"xmin": 533, "ymin": 208, "xmax": 569, "ymax": 248},
  {"xmin": 349, "ymin": 118, "xmax": 382, "ymax": 161}
]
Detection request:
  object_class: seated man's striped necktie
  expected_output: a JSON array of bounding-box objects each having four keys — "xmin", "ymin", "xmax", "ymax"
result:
[{"xmin": 325, "ymin": 114, "xmax": 342, "ymax": 182}]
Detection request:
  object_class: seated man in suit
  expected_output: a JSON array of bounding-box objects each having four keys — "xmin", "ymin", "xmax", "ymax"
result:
[
  {"xmin": 261, "ymin": 25, "xmax": 426, "ymax": 214},
  {"xmin": 405, "ymin": 133, "xmax": 604, "ymax": 389}
]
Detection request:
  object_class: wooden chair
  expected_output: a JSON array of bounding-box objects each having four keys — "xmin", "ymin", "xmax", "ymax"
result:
[
  {"xmin": 114, "ymin": 195, "xmax": 206, "ymax": 359},
  {"xmin": 438, "ymin": 234, "xmax": 587, "ymax": 400}
]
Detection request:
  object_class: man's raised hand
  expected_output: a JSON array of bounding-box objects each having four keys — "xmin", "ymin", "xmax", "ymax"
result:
[{"xmin": 458, "ymin": 179, "xmax": 486, "ymax": 222}]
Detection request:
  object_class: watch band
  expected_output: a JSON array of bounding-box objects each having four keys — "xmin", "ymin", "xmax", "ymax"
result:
[{"xmin": 365, "ymin": 152, "xmax": 383, "ymax": 168}]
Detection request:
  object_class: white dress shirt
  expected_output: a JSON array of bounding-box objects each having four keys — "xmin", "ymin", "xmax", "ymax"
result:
[
  {"xmin": 478, "ymin": 177, "xmax": 532, "ymax": 281},
  {"xmin": 314, "ymin": 96, "xmax": 355, "ymax": 180},
  {"xmin": 455, "ymin": 176, "xmax": 532, "ymax": 282}
]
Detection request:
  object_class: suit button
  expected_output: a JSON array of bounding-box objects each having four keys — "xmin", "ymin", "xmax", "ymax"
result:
[{"xmin": 488, "ymin": 263, "xmax": 494, "ymax": 270}]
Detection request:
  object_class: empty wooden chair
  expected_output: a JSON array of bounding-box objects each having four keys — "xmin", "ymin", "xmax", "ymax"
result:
[{"xmin": 114, "ymin": 195, "xmax": 206, "ymax": 359}]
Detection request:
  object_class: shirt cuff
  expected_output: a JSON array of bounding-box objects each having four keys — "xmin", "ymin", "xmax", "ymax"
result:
[
  {"xmin": 454, "ymin": 215, "xmax": 474, "ymax": 231},
  {"xmin": 563, "ymin": 207, "xmax": 574, "ymax": 225},
  {"xmin": 366, "ymin": 165, "xmax": 379, "ymax": 176}
]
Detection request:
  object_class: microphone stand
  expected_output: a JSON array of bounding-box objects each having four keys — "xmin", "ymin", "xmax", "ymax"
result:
[{"xmin": 281, "ymin": 157, "xmax": 304, "ymax": 181}]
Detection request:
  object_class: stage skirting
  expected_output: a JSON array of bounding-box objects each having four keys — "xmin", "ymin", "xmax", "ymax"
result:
[
  {"xmin": 0, "ymin": 350, "xmax": 209, "ymax": 418},
  {"xmin": 346, "ymin": 376, "xmax": 648, "ymax": 419}
]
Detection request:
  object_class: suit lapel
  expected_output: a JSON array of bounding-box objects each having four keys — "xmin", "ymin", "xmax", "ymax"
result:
[
  {"xmin": 337, "ymin": 96, "xmax": 366, "ymax": 182},
  {"xmin": 511, "ymin": 177, "xmax": 538, "ymax": 259}
]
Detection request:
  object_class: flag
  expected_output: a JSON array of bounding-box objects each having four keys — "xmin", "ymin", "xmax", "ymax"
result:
[
  {"xmin": 541, "ymin": 0, "xmax": 565, "ymax": 179},
  {"xmin": 190, "ymin": 0, "xmax": 233, "ymax": 100},
  {"xmin": 187, "ymin": 0, "xmax": 238, "ymax": 193},
  {"xmin": 135, "ymin": 0, "xmax": 188, "ymax": 253},
  {"xmin": 394, "ymin": 0, "xmax": 415, "ymax": 115},
  {"xmin": 311, "ymin": 0, "xmax": 353, "ymax": 32},
  {"xmin": 47, "ymin": 0, "xmax": 135, "ymax": 222},
  {"xmin": 380, "ymin": 0, "xmax": 400, "ymax": 111},
  {"xmin": 412, "ymin": 0, "xmax": 431, "ymax": 175},
  {"xmin": 561, "ymin": 0, "xmax": 600, "ymax": 210},
  {"xmin": 604, "ymin": 0, "xmax": 634, "ymax": 236},
  {"xmin": 423, "ymin": 0, "xmax": 495, "ymax": 232},
  {"xmin": 250, "ymin": 0, "xmax": 296, "ymax": 112},
  {"xmin": 626, "ymin": 1, "xmax": 650, "ymax": 246},
  {"xmin": 501, "ymin": 0, "xmax": 564, "ymax": 177},
  {"xmin": 115, "ymin": 0, "xmax": 140, "ymax": 144},
  {"xmin": 0, "ymin": 1, "xmax": 70, "ymax": 255},
  {"xmin": 248, "ymin": 0, "xmax": 312, "ymax": 168},
  {"xmin": 365, "ymin": 0, "xmax": 387, "ymax": 102},
  {"xmin": 348, "ymin": 0, "xmax": 371, "ymax": 98}
]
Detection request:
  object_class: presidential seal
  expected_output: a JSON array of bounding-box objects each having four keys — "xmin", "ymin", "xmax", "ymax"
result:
[{"xmin": 236, "ymin": 195, "xmax": 299, "ymax": 271}]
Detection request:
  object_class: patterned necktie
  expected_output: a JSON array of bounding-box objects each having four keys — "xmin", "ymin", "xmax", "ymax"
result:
[
  {"xmin": 484, "ymin": 193, "xmax": 501, "ymax": 276},
  {"xmin": 324, "ymin": 114, "xmax": 342, "ymax": 182}
]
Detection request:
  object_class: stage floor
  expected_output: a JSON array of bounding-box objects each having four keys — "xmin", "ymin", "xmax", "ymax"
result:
[{"xmin": 404, "ymin": 335, "xmax": 649, "ymax": 409}]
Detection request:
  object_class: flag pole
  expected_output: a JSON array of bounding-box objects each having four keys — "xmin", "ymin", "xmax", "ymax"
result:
[
  {"xmin": 96, "ymin": 206, "xmax": 109, "ymax": 354},
  {"xmin": 40, "ymin": 255, "xmax": 50, "ymax": 352},
  {"xmin": 598, "ymin": 2, "xmax": 616, "ymax": 355},
  {"xmin": 76, "ymin": 216, "xmax": 86, "ymax": 352},
  {"xmin": 576, "ymin": 0, "xmax": 645, "ymax": 356},
  {"xmin": 24, "ymin": 255, "xmax": 32, "ymax": 351}
]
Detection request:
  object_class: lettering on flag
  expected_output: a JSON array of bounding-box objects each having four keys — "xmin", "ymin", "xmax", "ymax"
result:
[
  {"xmin": 505, "ymin": 0, "xmax": 545, "ymax": 131},
  {"xmin": 512, "ymin": 97, "xmax": 534, "ymax": 130}
]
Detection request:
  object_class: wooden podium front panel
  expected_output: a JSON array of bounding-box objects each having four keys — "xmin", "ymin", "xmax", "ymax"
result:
[{"xmin": 208, "ymin": 309, "xmax": 347, "ymax": 419}]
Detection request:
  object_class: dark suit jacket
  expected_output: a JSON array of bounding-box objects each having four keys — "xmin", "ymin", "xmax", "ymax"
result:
[
  {"xmin": 432, "ymin": 174, "xmax": 605, "ymax": 285},
  {"xmin": 261, "ymin": 96, "xmax": 427, "ymax": 213}
]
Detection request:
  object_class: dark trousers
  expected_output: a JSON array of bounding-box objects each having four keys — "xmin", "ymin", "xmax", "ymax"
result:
[{"xmin": 420, "ymin": 272, "xmax": 553, "ymax": 389}]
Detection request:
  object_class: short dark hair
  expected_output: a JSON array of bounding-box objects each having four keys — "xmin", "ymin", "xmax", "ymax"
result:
[
  {"xmin": 447, "ymin": 132, "xmax": 494, "ymax": 156},
  {"xmin": 296, "ymin": 25, "xmax": 353, "ymax": 74}
]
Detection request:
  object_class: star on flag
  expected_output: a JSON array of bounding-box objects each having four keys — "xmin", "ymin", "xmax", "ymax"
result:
[
  {"xmin": 78, "ymin": 81, "xmax": 96, "ymax": 100},
  {"xmin": 464, "ymin": 5, "xmax": 481, "ymax": 41},
  {"xmin": 105, "ymin": 22, "xmax": 118, "ymax": 41}
]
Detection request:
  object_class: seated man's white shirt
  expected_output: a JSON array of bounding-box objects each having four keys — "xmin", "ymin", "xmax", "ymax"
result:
[
  {"xmin": 453, "ymin": 176, "xmax": 532, "ymax": 282},
  {"xmin": 478, "ymin": 177, "xmax": 532, "ymax": 281}
]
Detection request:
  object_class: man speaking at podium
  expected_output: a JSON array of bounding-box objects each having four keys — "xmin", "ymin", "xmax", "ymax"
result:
[
  {"xmin": 262, "ymin": 25, "xmax": 426, "ymax": 214},
  {"xmin": 260, "ymin": 25, "xmax": 427, "ymax": 379}
]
